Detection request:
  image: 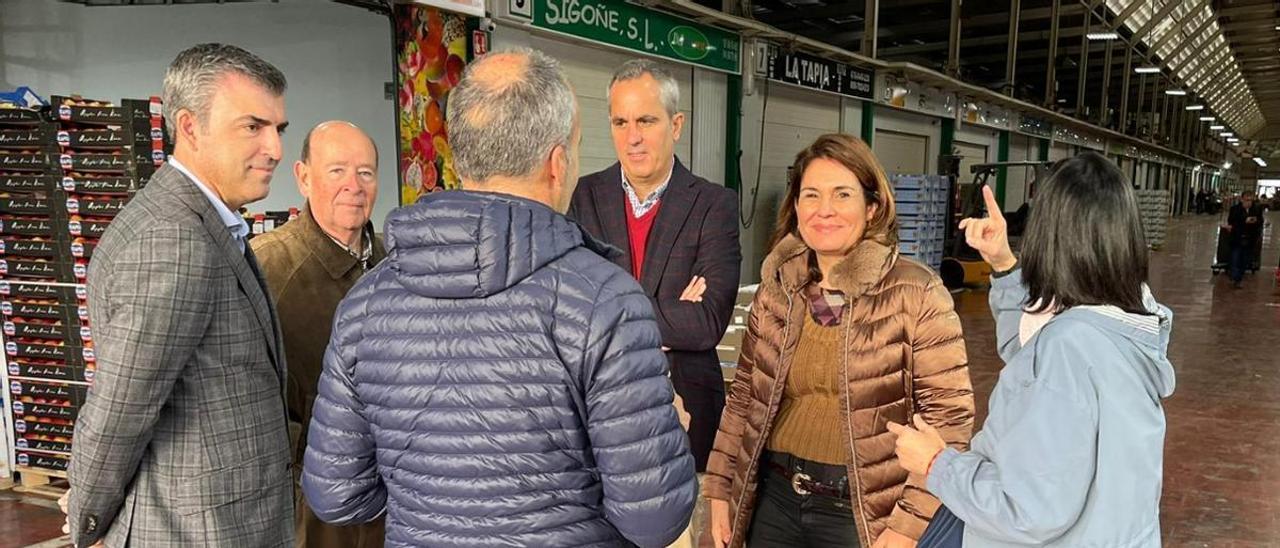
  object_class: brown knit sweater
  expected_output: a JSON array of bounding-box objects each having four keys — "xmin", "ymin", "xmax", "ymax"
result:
[{"xmin": 766, "ymin": 310, "xmax": 847, "ymax": 465}]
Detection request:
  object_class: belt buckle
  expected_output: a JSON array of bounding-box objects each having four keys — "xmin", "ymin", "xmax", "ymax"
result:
[{"xmin": 790, "ymin": 472, "xmax": 812, "ymax": 496}]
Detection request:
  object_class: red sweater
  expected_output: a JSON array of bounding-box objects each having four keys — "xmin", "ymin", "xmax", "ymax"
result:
[{"xmin": 623, "ymin": 198, "xmax": 661, "ymax": 279}]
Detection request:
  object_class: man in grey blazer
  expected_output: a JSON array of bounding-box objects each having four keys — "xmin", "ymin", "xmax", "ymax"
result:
[{"xmin": 65, "ymin": 43, "xmax": 293, "ymax": 547}]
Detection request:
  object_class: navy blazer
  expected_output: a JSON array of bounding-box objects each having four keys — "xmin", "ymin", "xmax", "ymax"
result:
[{"xmin": 569, "ymin": 158, "xmax": 741, "ymax": 470}]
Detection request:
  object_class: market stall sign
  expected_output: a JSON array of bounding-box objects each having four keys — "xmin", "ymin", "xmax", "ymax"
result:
[
  {"xmin": 410, "ymin": 0, "xmax": 484, "ymax": 17},
  {"xmin": 760, "ymin": 46, "xmax": 873, "ymax": 100},
  {"xmin": 508, "ymin": 0, "xmax": 741, "ymax": 73}
]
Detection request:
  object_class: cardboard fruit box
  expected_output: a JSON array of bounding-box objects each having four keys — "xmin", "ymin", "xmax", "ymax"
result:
[
  {"xmin": 4, "ymin": 338, "xmax": 86, "ymax": 364},
  {"xmin": 0, "ymin": 194, "xmax": 58, "ymax": 216},
  {"xmin": 0, "ymin": 123, "xmax": 55, "ymax": 149},
  {"xmin": 0, "ymin": 173, "xmax": 58, "ymax": 194},
  {"xmin": 58, "ymin": 151, "xmax": 133, "ymax": 174},
  {"xmin": 16, "ymin": 451, "xmax": 71, "ymax": 472},
  {"xmin": 65, "ymin": 193, "xmax": 130, "ymax": 218},
  {"xmin": 0, "ymin": 106, "xmax": 47, "ymax": 126},
  {"xmin": 0, "ymin": 149, "xmax": 57, "ymax": 173},
  {"xmin": 0, "ymin": 237, "xmax": 60, "ymax": 259},
  {"xmin": 60, "ymin": 173, "xmax": 133, "ymax": 195},
  {"xmin": 0, "ymin": 280, "xmax": 78, "ymax": 302},
  {"xmin": 0, "ymin": 215, "xmax": 62, "ymax": 237},
  {"xmin": 0, "ymin": 298, "xmax": 80, "ymax": 325},
  {"xmin": 51, "ymin": 96, "xmax": 149, "ymax": 126},
  {"xmin": 4, "ymin": 317, "xmax": 84, "ymax": 346},
  {"xmin": 10, "ymin": 378, "xmax": 89, "ymax": 405},
  {"xmin": 0, "ymin": 257, "xmax": 72, "ymax": 282},
  {"xmin": 15, "ymin": 434, "xmax": 72, "ymax": 454},
  {"xmin": 55, "ymin": 126, "xmax": 151, "ymax": 150},
  {"xmin": 11, "ymin": 397, "xmax": 79, "ymax": 423},
  {"xmin": 67, "ymin": 216, "xmax": 111, "ymax": 239},
  {"xmin": 7, "ymin": 359, "xmax": 94, "ymax": 383},
  {"xmin": 13, "ymin": 416, "xmax": 76, "ymax": 439}
]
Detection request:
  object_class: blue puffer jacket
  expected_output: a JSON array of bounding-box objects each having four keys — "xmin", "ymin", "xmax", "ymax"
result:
[{"xmin": 302, "ymin": 191, "xmax": 697, "ymax": 547}]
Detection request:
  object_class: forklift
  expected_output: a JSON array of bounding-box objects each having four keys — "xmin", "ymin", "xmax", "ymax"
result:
[{"xmin": 938, "ymin": 159, "xmax": 1056, "ymax": 289}]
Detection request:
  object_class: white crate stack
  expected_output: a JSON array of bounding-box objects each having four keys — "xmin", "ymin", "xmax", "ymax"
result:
[
  {"xmin": 1135, "ymin": 189, "xmax": 1170, "ymax": 249},
  {"xmin": 893, "ymin": 174, "xmax": 949, "ymax": 270}
]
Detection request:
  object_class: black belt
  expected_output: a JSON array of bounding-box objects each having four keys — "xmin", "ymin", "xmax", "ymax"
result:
[{"xmin": 763, "ymin": 451, "xmax": 850, "ymax": 499}]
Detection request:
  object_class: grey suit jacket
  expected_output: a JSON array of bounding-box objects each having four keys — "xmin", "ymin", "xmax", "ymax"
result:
[{"xmin": 67, "ymin": 163, "xmax": 293, "ymax": 547}]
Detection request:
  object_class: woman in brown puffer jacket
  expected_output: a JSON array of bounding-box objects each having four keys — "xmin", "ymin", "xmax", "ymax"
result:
[{"xmin": 706, "ymin": 134, "xmax": 975, "ymax": 548}]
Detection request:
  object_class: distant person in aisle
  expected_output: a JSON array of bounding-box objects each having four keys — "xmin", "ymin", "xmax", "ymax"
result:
[
  {"xmin": 65, "ymin": 43, "xmax": 294, "ymax": 547},
  {"xmin": 568, "ymin": 58, "xmax": 742, "ymax": 476},
  {"xmin": 1226, "ymin": 190, "xmax": 1265, "ymax": 288},
  {"xmin": 301, "ymin": 48, "xmax": 698, "ymax": 547},
  {"xmin": 889, "ymin": 152, "xmax": 1175, "ymax": 548},
  {"xmin": 705, "ymin": 133, "xmax": 975, "ymax": 548},
  {"xmin": 251, "ymin": 121, "xmax": 387, "ymax": 548}
]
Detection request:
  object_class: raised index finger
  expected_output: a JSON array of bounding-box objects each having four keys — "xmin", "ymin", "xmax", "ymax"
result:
[{"xmin": 983, "ymin": 185, "xmax": 1005, "ymax": 223}]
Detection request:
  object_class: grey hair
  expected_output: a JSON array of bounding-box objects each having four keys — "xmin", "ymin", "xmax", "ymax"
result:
[
  {"xmin": 607, "ymin": 58, "xmax": 680, "ymax": 117},
  {"xmin": 162, "ymin": 43, "xmax": 287, "ymax": 137},
  {"xmin": 447, "ymin": 47, "xmax": 575, "ymax": 183}
]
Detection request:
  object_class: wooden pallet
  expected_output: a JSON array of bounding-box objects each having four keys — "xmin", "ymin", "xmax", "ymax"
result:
[{"xmin": 12, "ymin": 466, "xmax": 68, "ymax": 499}]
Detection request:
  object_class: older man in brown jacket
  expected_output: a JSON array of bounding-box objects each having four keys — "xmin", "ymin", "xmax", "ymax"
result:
[{"xmin": 252, "ymin": 121, "xmax": 387, "ymax": 548}]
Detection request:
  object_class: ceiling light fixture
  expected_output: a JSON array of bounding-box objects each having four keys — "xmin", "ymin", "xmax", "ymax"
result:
[
  {"xmin": 1135, "ymin": 66, "xmax": 1162, "ymax": 74},
  {"xmin": 1087, "ymin": 31, "xmax": 1120, "ymax": 40},
  {"xmin": 1200, "ymin": 116, "xmax": 1215, "ymax": 121},
  {"xmin": 1254, "ymin": 157, "xmax": 1267, "ymax": 167},
  {"xmin": 1185, "ymin": 104, "xmax": 1205, "ymax": 110},
  {"xmin": 1222, "ymin": 132, "xmax": 1234, "ymax": 137},
  {"xmin": 1210, "ymin": 125, "xmax": 1225, "ymax": 130},
  {"xmin": 1165, "ymin": 89, "xmax": 1187, "ymax": 96}
]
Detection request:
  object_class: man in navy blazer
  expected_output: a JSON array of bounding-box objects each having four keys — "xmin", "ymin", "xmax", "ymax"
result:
[{"xmin": 569, "ymin": 58, "xmax": 741, "ymax": 472}]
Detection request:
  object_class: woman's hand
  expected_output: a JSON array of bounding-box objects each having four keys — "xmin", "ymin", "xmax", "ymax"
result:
[
  {"xmin": 958, "ymin": 186, "xmax": 1017, "ymax": 272},
  {"xmin": 710, "ymin": 499, "xmax": 732, "ymax": 548},
  {"xmin": 886, "ymin": 414, "xmax": 947, "ymax": 477},
  {"xmin": 872, "ymin": 527, "xmax": 918, "ymax": 548}
]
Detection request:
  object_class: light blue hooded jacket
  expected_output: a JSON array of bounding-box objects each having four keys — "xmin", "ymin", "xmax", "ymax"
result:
[{"xmin": 927, "ymin": 269, "xmax": 1175, "ymax": 547}]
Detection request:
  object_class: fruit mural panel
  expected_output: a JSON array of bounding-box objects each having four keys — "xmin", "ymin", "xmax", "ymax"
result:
[{"xmin": 396, "ymin": 4, "xmax": 470, "ymax": 205}]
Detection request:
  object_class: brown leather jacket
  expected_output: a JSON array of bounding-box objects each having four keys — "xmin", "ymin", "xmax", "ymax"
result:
[{"xmin": 705, "ymin": 235, "xmax": 974, "ymax": 546}]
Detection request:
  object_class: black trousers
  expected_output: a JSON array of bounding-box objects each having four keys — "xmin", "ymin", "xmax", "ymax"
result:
[{"xmin": 746, "ymin": 467, "xmax": 861, "ymax": 548}]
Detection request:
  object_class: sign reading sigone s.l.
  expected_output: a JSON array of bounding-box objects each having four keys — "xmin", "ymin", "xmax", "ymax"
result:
[{"xmin": 508, "ymin": 0, "xmax": 740, "ymax": 73}]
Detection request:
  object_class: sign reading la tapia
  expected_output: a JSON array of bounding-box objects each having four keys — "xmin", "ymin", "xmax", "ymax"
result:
[
  {"xmin": 760, "ymin": 45, "xmax": 874, "ymax": 100},
  {"xmin": 508, "ymin": 0, "xmax": 741, "ymax": 73}
]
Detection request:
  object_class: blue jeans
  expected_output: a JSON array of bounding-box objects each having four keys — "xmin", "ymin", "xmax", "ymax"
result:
[
  {"xmin": 1229, "ymin": 241, "xmax": 1250, "ymax": 283},
  {"xmin": 918, "ymin": 505, "xmax": 964, "ymax": 548}
]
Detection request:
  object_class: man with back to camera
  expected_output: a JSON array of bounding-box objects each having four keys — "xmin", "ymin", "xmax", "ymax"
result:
[
  {"xmin": 1226, "ymin": 190, "xmax": 1266, "ymax": 288},
  {"xmin": 301, "ymin": 48, "xmax": 698, "ymax": 547},
  {"xmin": 569, "ymin": 58, "xmax": 742, "ymax": 477},
  {"xmin": 252, "ymin": 121, "xmax": 387, "ymax": 548},
  {"xmin": 64, "ymin": 43, "xmax": 293, "ymax": 547}
]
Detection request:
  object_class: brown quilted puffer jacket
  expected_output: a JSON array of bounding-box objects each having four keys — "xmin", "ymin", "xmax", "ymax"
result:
[{"xmin": 705, "ymin": 235, "xmax": 974, "ymax": 547}]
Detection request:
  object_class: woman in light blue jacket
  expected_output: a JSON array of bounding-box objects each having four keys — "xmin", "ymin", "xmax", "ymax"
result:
[{"xmin": 888, "ymin": 152, "xmax": 1175, "ymax": 547}]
